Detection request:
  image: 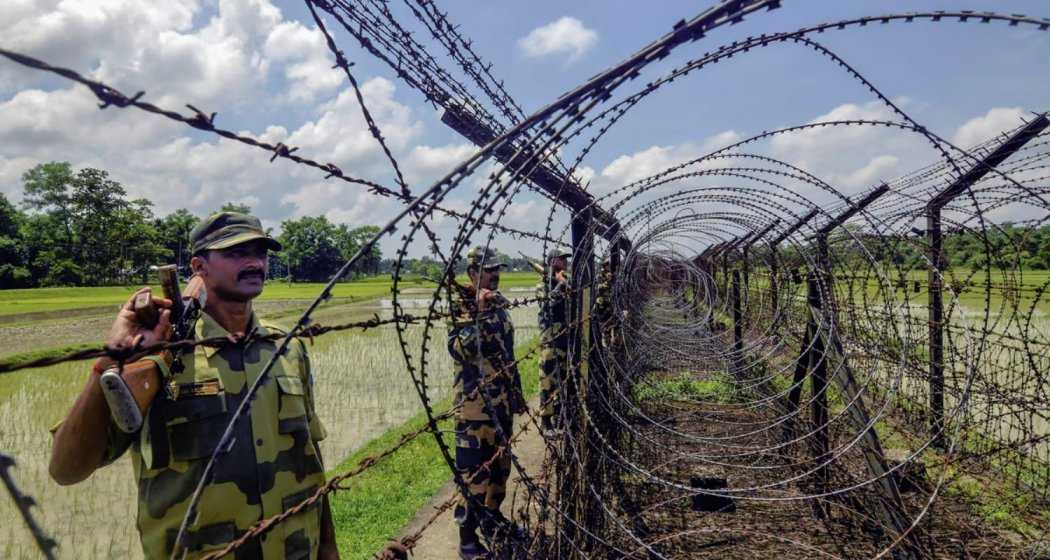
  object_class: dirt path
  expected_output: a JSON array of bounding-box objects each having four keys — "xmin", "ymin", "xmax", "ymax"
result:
[{"xmin": 398, "ymin": 402, "xmax": 546, "ymax": 560}]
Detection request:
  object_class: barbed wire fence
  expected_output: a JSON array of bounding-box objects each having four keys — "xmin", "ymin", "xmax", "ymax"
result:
[{"xmin": 3, "ymin": 0, "xmax": 1050, "ymax": 558}]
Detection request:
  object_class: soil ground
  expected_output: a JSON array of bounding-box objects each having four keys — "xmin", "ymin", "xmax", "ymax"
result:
[
  {"xmin": 622, "ymin": 394, "xmax": 1043, "ymax": 559},
  {"xmin": 397, "ymin": 400, "xmax": 546, "ymax": 560}
]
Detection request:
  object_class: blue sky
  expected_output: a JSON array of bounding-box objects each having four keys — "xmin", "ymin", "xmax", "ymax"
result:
[{"xmin": 1, "ymin": 1, "xmax": 1047, "ymax": 256}]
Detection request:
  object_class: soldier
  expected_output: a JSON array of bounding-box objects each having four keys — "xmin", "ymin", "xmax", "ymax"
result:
[
  {"xmin": 536, "ymin": 249, "xmax": 571, "ymax": 435},
  {"xmin": 49, "ymin": 212, "xmax": 339, "ymax": 559},
  {"xmin": 447, "ymin": 246, "xmax": 526, "ymax": 559},
  {"xmin": 594, "ymin": 258, "xmax": 614, "ymax": 349}
]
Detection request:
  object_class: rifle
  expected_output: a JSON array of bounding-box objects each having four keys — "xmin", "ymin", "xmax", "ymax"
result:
[
  {"xmin": 518, "ymin": 251, "xmax": 545, "ymax": 275},
  {"xmin": 421, "ymin": 272, "xmax": 473, "ymax": 298},
  {"xmin": 99, "ymin": 266, "xmax": 206, "ymax": 433}
]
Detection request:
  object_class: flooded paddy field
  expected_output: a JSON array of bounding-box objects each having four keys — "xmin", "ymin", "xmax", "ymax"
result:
[{"xmin": 0, "ymin": 285, "xmax": 538, "ymax": 559}]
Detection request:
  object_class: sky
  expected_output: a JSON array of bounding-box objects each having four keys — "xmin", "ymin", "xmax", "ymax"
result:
[{"xmin": 1, "ymin": 0, "xmax": 1048, "ymax": 258}]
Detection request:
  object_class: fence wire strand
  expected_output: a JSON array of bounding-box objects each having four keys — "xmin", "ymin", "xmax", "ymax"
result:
[{"xmin": 3, "ymin": 1, "xmax": 1050, "ymax": 559}]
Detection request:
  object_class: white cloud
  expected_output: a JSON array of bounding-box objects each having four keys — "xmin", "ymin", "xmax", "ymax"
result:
[
  {"xmin": 263, "ymin": 20, "xmax": 344, "ymax": 103},
  {"xmin": 518, "ymin": 17, "xmax": 598, "ymax": 63},
  {"xmin": 841, "ymin": 155, "xmax": 899, "ymax": 189},
  {"xmin": 951, "ymin": 107, "xmax": 1025, "ymax": 148},
  {"xmin": 0, "ymin": 73, "xmax": 484, "ymax": 258},
  {"xmin": 0, "ymin": 0, "xmax": 346, "ymax": 108},
  {"xmin": 769, "ymin": 100, "xmax": 928, "ymax": 193},
  {"xmin": 572, "ymin": 166, "xmax": 596, "ymax": 186},
  {"xmin": 592, "ymin": 130, "xmax": 741, "ymax": 194},
  {"xmin": 288, "ymin": 77, "xmax": 423, "ymax": 177},
  {"xmin": 601, "ymin": 145, "xmax": 695, "ymax": 186},
  {"xmin": 280, "ymin": 180, "xmax": 395, "ymax": 225},
  {"xmin": 403, "ymin": 144, "xmax": 478, "ymax": 185}
]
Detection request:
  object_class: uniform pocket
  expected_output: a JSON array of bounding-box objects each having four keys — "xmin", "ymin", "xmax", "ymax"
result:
[
  {"xmin": 284, "ymin": 528, "xmax": 312, "ymax": 560},
  {"xmin": 164, "ymin": 392, "xmax": 228, "ymax": 462},
  {"xmin": 276, "ymin": 375, "xmax": 309, "ymax": 433}
]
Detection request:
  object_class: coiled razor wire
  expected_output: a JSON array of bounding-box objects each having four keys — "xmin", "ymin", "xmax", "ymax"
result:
[{"xmin": 2, "ymin": 1, "xmax": 1050, "ymax": 559}]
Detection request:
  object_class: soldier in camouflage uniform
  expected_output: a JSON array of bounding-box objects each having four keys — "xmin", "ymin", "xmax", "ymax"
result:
[
  {"xmin": 594, "ymin": 259, "xmax": 616, "ymax": 350},
  {"xmin": 447, "ymin": 246, "xmax": 526, "ymax": 559},
  {"xmin": 536, "ymin": 250, "xmax": 571, "ymax": 435},
  {"xmin": 50, "ymin": 212, "xmax": 339, "ymax": 559}
]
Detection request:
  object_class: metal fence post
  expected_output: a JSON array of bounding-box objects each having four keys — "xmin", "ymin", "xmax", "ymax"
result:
[
  {"xmin": 564, "ymin": 207, "xmax": 598, "ymax": 555},
  {"xmin": 731, "ymin": 269, "xmax": 743, "ymax": 376},
  {"xmin": 923, "ymin": 114, "xmax": 1048, "ymax": 447}
]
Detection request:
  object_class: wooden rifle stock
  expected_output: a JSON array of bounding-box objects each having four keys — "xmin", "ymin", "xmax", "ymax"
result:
[{"xmin": 100, "ymin": 267, "xmax": 206, "ymax": 433}]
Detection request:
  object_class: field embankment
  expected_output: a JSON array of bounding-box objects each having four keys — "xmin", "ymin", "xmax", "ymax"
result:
[
  {"xmin": 329, "ymin": 336, "xmax": 542, "ymax": 559},
  {"xmin": 0, "ymin": 272, "xmax": 540, "ymax": 368}
]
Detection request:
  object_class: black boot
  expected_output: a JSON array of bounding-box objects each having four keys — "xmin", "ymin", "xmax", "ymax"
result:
[
  {"xmin": 459, "ymin": 525, "xmax": 489, "ymax": 559},
  {"xmin": 481, "ymin": 509, "xmax": 528, "ymax": 542}
]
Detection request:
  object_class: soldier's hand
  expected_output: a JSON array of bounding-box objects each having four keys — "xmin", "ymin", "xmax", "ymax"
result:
[
  {"xmin": 554, "ymin": 270, "xmax": 567, "ymax": 284},
  {"xmin": 106, "ymin": 287, "xmax": 173, "ymax": 352},
  {"xmin": 476, "ymin": 288, "xmax": 495, "ymax": 312}
]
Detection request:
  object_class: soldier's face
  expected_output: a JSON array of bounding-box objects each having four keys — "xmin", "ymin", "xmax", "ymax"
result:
[
  {"xmin": 470, "ymin": 266, "xmax": 500, "ymax": 290},
  {"xmin": 193, "ymin": 240, "xmax": 269, "ymax": 302},
  {"xmin": 550, "ymin": 256, "xmax": 568, "ymax": 273}
]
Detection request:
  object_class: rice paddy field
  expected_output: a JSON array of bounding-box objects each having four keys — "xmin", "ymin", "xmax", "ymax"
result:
[
  {"xmin": 750, "ymin": 266, "xmax": 1050, "ymax": 503},
  {"xmin": 0, "ymin": 274, "xmax": 539, "ymax": 559},
  {"xmin": 0, "ymin": 272, "xmax": 540, "ymax": 361}
]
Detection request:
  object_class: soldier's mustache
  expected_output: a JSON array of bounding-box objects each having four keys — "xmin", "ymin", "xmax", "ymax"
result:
[{"xmin": 239, "ymin": 269, "xmax": 264, "ymax": 280}]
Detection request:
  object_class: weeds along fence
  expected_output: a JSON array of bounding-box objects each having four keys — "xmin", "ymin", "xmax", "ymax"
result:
[
  {"xmin": 3, "ymin": 0, "xmax": 1050, "ymax": 559},
  {"xmin": 720, "ymin": 122, "xmax": 1050, "ymax": 501}
]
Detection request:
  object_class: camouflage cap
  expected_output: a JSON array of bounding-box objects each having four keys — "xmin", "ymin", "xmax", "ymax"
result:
[
  {"xmin": 189, "ymin": 212, "xmax": 282, "ymax": 254},
  {"xmin": 467, "ymin": 246, "xmax": 505, "ymax": 270},
  {"xmin": 547, "ymin": 249, "xmax": 571, "ymax": 262}
]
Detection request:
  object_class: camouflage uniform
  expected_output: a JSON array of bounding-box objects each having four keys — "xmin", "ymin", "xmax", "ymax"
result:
[
  {"xmin": 447, "ymin": 249, "xmax": 521, "ymax": 536},
  {"xmin": 536, "ymin": 265, "xmax": 570, "ymax": 426},
  {"xmin": 102, "ymin": 312, "xmax": 327, "ymax": 559},
  {"xmin": 594, "ymin": 262, "xmax": 614, "ymax": 349}
]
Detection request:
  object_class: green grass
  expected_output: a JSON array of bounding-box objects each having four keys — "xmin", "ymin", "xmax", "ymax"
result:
[
  {"xmin": 634, "ymin": 371, "xmax": 736, "ymax": 403},
  {"xmin": 0, "ymin": 272, "xmax": 540, "ymax": 317},
  {"xmin": 0, "ymin": 343, "xmax": 98, "ymax": 374},
  {"xmin": 329, "ymin": 337, "xmax": 541, "ymax": 560}
]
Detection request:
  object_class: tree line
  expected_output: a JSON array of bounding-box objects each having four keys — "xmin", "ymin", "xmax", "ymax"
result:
[
  {"xmin": 753, "ymin": 222, "xmax": 1050, "ymax": 272},
  {"xmin": 0, "ymin": 162, "xmax": 385, "ymax": 288}
]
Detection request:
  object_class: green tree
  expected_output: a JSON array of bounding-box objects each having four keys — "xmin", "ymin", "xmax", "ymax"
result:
[
  {"xmin": 411, "ymin": 256, "xmax": 443, "ymax": 279},
  {"xmin": 19, "ymin": 213, "xmax": 70, "ymax": 286},
  {"xmin": 0, "ymin": 193, "xmax": 32, "ymax": 288},
  {"xmin": 16, "ymin": 162, "xmax": 167, "ymax": 286},
  {"xmin": 113, "ymin": 199, "xmax": 169, "ymax": 283},
  {"xmin": 21, "ymin": 162, "xmax": 75, "ymax": 254},
  {"xmin": 277, "ymin": 216, "xmax": 342, "ymax": 282},
  {"xmin": 155, "ymin": 209, "xmax": 200, "ymax": 273},
  {"xmin": 68, "ymin": 167, "xmax": 131, "ymax": 284},
  {"xmin": 219, "ymin": 202, "xmax": 252, "ymax": 214},
  {"xmin": 334, "ymin": 224, "xmax": 383, "ymax": 277}
]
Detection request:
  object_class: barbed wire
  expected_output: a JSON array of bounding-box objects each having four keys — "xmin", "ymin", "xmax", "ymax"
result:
[
  {"xmin": 199, "ymin": 323, "xmax": 564, "ymax": 559},
  {"xmin": 4, "ymin": 1, "xmax": 1050, "ymax": 559},
  {"xmin": 0, "ymin": 296, "xmax": 546, "ymax": 375},
  {"xmin": 0, "ymin": 453, "xmax": 58, "ymax": 560},
  {"xmin": 0, "ymin": 47, "xmax": 562, "ymax": 247}
]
